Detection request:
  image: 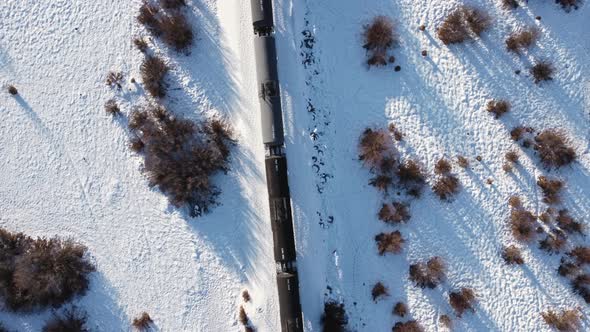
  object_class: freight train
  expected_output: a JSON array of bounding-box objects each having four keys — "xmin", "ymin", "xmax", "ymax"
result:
[{"xmin": 250, "ymin": 0, "xmax": 304, "ymax": 331}]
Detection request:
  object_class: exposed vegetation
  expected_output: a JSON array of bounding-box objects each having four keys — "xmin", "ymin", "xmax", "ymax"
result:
[
  {"xmin": 437, "ymin": 6, "xmax": 491, "ymax": 45},
  {"xmin": 409, "ymin": 257, "xmax": 446, "ymax": 288},
  {"xmin": 363, "ymin": 16, "xmax": 396, "ymax": 67},
  {"xmin": 128, "ymin": 104, "xmax": 235, "ymax": 217},
  {"xmin": 541, "ymin": 309, "xmax": 580, "ymax": 331},
  {"xmin": 137, "ymin": 1, "xmax": 193, "ymax": 51},
  {"xmin": 506, "ymin": 27, "xmax": 539, "ymax": 54},
  {"xmin": 502, "ymin": 245, "xmax": 524, "ymax": 265},
  {"xmin": 378, "ymin": 202, "xmax": 410, "ymax": 224},
  {"xmin": 140, "ymin": 55, "xmax": 169, "ymax": 98},
  {"xmin": 106, "ymin": 71, "xmax": 124, "ymax": 89},
  {"xmin": 43, "ymin": 307, "xmax": 89, "ymax": 332},
  {"xmin": 393, "ymin": 302, "xmax": 408, "ymax": 317},
  {"xmin": 371, "ymin": 281, "xmax": 389, "ymax": 301},
  {"xmin": 534, "ymin": 130, "xmax": 576, "ymax": 168},
  {"xmin": 486, "ymin": 99, "xmax": 510, "ymax": 118},
  {"xmin": 393, "ymin": 320, "xmax": 424, "ymax": 332},
  {"xmin": 375, "ymin": 231, "xmax": 405, "ymax": 255},
  {"xmin": 133, "ymin": 312, "xmax": 154, "ymax": 331},
  {"xmin": 537, "ymin": 176, "xmax": 564, "ymax": 204},
  {"xmin": 105, "ymin": 99, "xmax": 120, "ymax": 115},
  {"xmin": 530, "ymin": 61, "xmax": 555, "ymax": 83},
  {"xmin": 0, "ymin": 229, "xmax": 95, "ymax": 312},
  {"xmin": 449, "ymin": 288, "xmax": 476, "ymax": 317},
  {"xmin": 7, "ymin": 85, "xmax": 18, "ymax": 95},
  {"xmin": 321, "ymin": 301, "xmax": 348, "ymax": 332}
]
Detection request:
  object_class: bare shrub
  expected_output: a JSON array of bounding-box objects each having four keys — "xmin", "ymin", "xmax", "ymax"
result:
[
  {"xmin": 505, "ymin": 151, "xmax": 519, "ymax": 164},
  {"xmin": 367, "ymin": 54, "xmax": 387, "ymax": 67},
  {"xmin": 534, "ymin": 130, "xmax": 576, "ymax": 168},
  {"xmin": 437, "ymin": 6, "xmax": 491, "ymax": 45},
  {"xmin": 558, "ymin": 259, "xmax": 580, "ymax": 278},
  {"xmin": 130, "ymin": 137, "xmax": 145, "ymax": 152},
  {"xmin": 371, "ymin": 282, "xmax": 389, "ymax": 301},
  {"xmin": 433, "ymin": 175, "xmax": 460, "ymax": 200},
  {"xmin": 363, "ymin": 16, "xmax": 395, "ymax": 51},
  {"xmin": 537, "ymin": 176, "xmax": 564, "ymax": 204},
  {"xmin": 557, "ymin": 0, "xmax": 581, "ymax": 11},
  {"xmin": 486, "ymin": 99, "xmax": 510, "ymax": 118},
  {"xmin": 541, "ymin": 309, "xmax": 580, "ymax": 332},
  {"xmin": 160, "ymin": 0, "xmax": 186, "ymax": 9},
  {"xmin": 502, "ymin": 245, "xmax": 524, "ymax": 265},
  {"xmin": 0, "ymin": 229, "xmax": 95, "ymax": 312},
  {"xmin": 321, "ymin": 301, "xmax": 348, "ymax": 332},
  {"xmin": 134, "ymin": 38, "xmax": 149, "ymax": 53},
  {"xmin": 359, "ymin": 128, "xmax": 390, "ymax": 169},
  {"xmin": 242, "ymin": 290, "xmax": 251, "ymax": 303},
  {"xmin": 388, "ymin": 123, "xmax": 403, "ymax": 141},
  {"xmin": 435, "ymin": 159, "xmax": 452, "ymax": 175},
  {"xmin": 557, "ymin": 210, "xmax": 583, "ymax": 235},
  {"xmin": 409, "ymin": 257, "xmax": 445, "ymax": 289},
  {"xmin": 449, "ymin": 288, "xmax": 476, "ymax": 317},
  {"xmin": 132, "ymin": 312, "xmax": 153, "ymax": 331},
  {"xmin": 106, "ymin": 71, "xmax": 124, "ymax": 89},
  {"xmin": 137, "ymin": 1, "xmax": 162, "ymax": 35},
  {"xmin": 369, "ymin": 175, "xmax": 393, "ymax": 192},
  {"xmin": 510, "ymin": 208, "xmax": 537, "ymax": 242},
  {"xmin": 378, "ymin": 202, "xmax": 410, "ymax": 224},
  {"xmin": 508, "ymin": 195, "xmax": 522, "ymax": 208},
  {"xmin": 393, "ymin": 320, "xmax": 424, "ymax": 332},
  {"xmin": 440, "ymin": 314, "xmax": 453, "ymax": 328},
  {"xmin": 7, "ymin": 85, "xmax": 18, "ymax": 95},
  {"xmin": 510, "ymin": 126, "xmax": 534, "ymax": 141},
  {"xmin": 375, "ymin": 231, "xmax": 405, "ymax": 255},
  {"xmin": 530, "ymin": 61, "xmax": 555, "ymax": 83},
  {"xmin": 539, "ymin": 233, "xmax": 567, "ymax": 254},
  {"xmin": 127, "ymin": 104, "xmax": 235, "ymax": 217},
  {"xmin": 501, "ymin": 0, "xmax": 520, "ymax": 9},
  {"xmin": 140, "ymin": 56, "xmax": 169, "ymax": 98},
  {"xmin": 238, "ymin": 306, "xmax": 249, "ymax": 325},
  {"xmin": 160, "ymin": 13, "xmax": 193, "ymax": 51},
  {"xmin": 393, "ymin": 302, "xmax": 407, "ymax": 317},
  {"xmin": 568, "ymin": 247, "xmax": 590, "ymax": 265},
  {"xmin": 43, "ymin": 307, "xmax": 88, "ymax": 332},
  {"xmin": 456, "ymin": 155, "xmax": 469, "ymax": 168},
  {"xmin": 105, "ymin": 99, "xmax": 120, "ymax": 115},
  {"xmin": 506, "ymin": 27, "xmax": 539, "ymax": 54},
  {"xmin": 398, "ymin": 159, "xmax": 426, "ymax": 196}
]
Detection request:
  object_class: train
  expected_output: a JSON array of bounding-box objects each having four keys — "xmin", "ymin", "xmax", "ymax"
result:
[{"xmin": 250, "ymin": 0, "xmax": 304, "ymax": 331}]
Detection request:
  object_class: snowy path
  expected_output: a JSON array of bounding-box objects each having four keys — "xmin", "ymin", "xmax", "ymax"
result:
[{"xmin": 0, "ymin": 0, "xmax": 278, "ymax": 331}]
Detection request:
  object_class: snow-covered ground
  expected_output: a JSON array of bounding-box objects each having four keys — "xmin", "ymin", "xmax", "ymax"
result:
[{"xmin": 1, "ymin": 0, "xmax": 589, "ymax": 331}]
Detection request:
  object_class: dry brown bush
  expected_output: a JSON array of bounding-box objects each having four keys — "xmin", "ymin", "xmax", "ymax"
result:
[
  {"xmin": 409, "ymin": 257, "xmax": 445, "ymax": 288},
  {"xmin": 242, "ymin": 290, "xmax": 251, "ymax": 303},
  {"xmin": 557, "ymin": 0, "xmax": 581, "ymax": 11},
  {"xmin": 378, "ymin": 202, "xmax": 410, "ymax": 224},
  {"xmin": 160, "ymin": 13, "xmax": 193, "ymax": 51},
  {"xmin": 321, "ymin": 301, "xmax": 348, "ymax": 332},
  {"xmin": 371, "ymin": 282, "xmax": 389, "ymax": 301},
  {"xmin": 537, "ymin": 176, "xmax": 564, "ymax": 204},
  {"xmin": 439, "ymin": 314, "xmax": 453, "ymax": 328},
  {"xmin": 127, "ymin": 104, "xmax": 235, "ymax": 217},
  {"xmin": 7, "ymin": 85, "xmax": 18, "ymax": 95},
  {"xmin": 530, "ymin": 61, "xmax": 555, "ymax": 83},
  {"xmin": 505, "ymin": 151, "xmax": 519, "ymax": 164},
  {"xmin": 558, "ymin": 259, "xmax": 580, "ymax": 278},
  {"xmin": 539, "ymin": 234, "xmax": 567, "ymax": 254},
  {"xmin": 502, "ymin": 245, "xmax": 524, "ymax": 265},
  {"xmin": 140, "ymin": 56, "xmax": 169, "ymax": 98},
  {"xmin": 393, "ymin": 320, "xmax": 424, "ymax": 332},
  {"xmin": 501, "ymin": 0, "xmax": 520, "ymax": 9},
  {"xmin": 363, "ymin": 16, "xmax": 395, "ymax": 51},
  {"xmin": 388, "ymin": 123, "xmax": 403, "ymax": 141},
  {"xmin": 238, "ymin": 306, "xmax": 249, "ymax": 325},
  {"xmin": 510, "ymin": 208, "xmax": 537, "ymax": 242},
  {"xmin": 534, "ymin": 130, "xmax": 576, "ymax": 168},
  {"xmin": 508, "ymin": 195, "xmax": 522, "ymax": 208},
  {"xmin": 449, "ymin": 288, "xmax": 476, "ymax": 317},
  {"xmin": 393, "ymin": 302, "xmax": 407, "ymax": 317},
  {"xmin": 506, "ymin": 27, "xmax": 539, "ymax": 54},
  {"xmin": 398, "ymin": 160, "xmax": 426, "ymax": 193},
  {"xmin": 160, "ymin": 0, "xmax": 186, "ymax": 9},
  {"xmin": 132, "ymin": 312, "xmax": 153, "ymax": 331},
  {"xmin": 435, "ymin": 159, "xmax": 452, "ymax": 175},
  {"xmin": 0, "ymin": 229, "xmax": 95, "ymax": 312},
  {"xmin": 375, "ymin": 231, "xmax": 405, "ymax": 255},
  {"xmin": 369, "ymin": 175, "xmax": 393, "ymax": 192},
  {"xmin": 105, "ymin": 99, "xmax": 120, "ymax": 115},
  {"xmin": 137, "ymin": 1, "xmax": 162, "ymax": 35},
  {"xmin": 456, "ymin": 155, "xmax": 469, "ymax": 168},
  {"xmin": 541, "ymin": 309, "xmax": 580, "ymax": 332},
  {"xmin": 568, "ymin": 247, "xmax": 590, "ymax": 265},
  {"xmin": 510, "ymin": 126, "xmax": 534, "ymax": 141},
  {"xmin": 433, "ymin": 175, "xmax": 460, "ymax": 200},
  {"xmin": 42, "ymin": 307, "xmax": 88, "ymax": 332},
  {"xmin": 557, "ymin": 210, "xmax": 583, "ymax": 235},
  {"xmin": 437, "ymin": 6, "xmax": 491, "ymax": 45},
  {"xmin": 359, "ymin": 128, "xmax": 390, "ymax": 169},
  {"xmin": 486, "ymin": 99, "xmax": 510, "ymax": 118},
  {"xmin": 106, "ymin": 71, "xmax": 124, "ymax": 89},
  {"xmin": 134, "ymin": 38, "xmax": 149, "ymax": 53}
]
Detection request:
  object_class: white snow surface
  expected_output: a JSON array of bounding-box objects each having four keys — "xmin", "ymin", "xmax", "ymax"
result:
[{"xmin": 1, "ymin": 0, "xmax": 589, "ymax": 331}]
